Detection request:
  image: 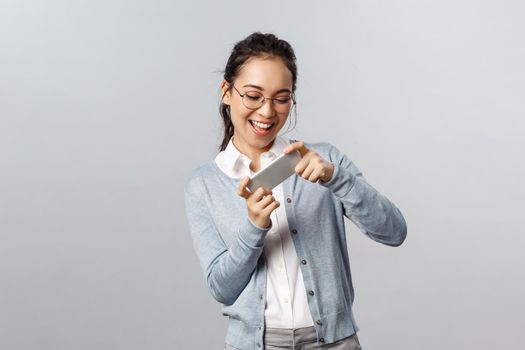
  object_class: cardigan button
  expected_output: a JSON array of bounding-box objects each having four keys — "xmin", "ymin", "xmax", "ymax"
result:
[
  {"xmin": 301, "ymin": 259, "xmax": 307, "ymax": 265},
  {"xmin": 316, "ymin": 320, "xmax": 322, "ymax": 325},
  {"xmin": 308, "ymin": 290, "xmax": 314, "ymax": 296},
  {"xmin": 286, "ymin": 197, "xmax": 292, "ymax": 203},
  {"xmin": 319, "ymin": 338, "xmax": 325, "ymax": 343},
  {"xmin": 291, "ymin": 229, "xmax": 297, "ymax": 234}
]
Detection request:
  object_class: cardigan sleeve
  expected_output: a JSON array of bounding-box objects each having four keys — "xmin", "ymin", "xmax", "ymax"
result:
[
  {"xmin": 183, "ymin": 174, "xmax": 271, "ymax": 305},
  {"xmin": 318, "ymin": 143, "xmax": 408, "ymax": 247}
]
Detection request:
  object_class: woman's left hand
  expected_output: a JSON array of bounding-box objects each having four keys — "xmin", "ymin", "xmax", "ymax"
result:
[{"xmin": 283, "ymin": 141, "xmax": 335, "ymax": 183}]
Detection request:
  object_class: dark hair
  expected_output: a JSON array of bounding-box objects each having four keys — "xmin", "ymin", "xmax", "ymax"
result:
[{"xmin": 218, "ymin": 32, "xmax": 298, "ymax": 151}]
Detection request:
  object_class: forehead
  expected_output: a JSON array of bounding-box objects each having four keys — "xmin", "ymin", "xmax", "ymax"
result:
[{"xmin": 236, "ymin": 56, "xmax": 293, "ymax": 92}]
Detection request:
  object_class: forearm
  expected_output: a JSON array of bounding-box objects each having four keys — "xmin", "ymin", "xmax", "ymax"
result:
[
  {"xmin": 206, "ymin": 217, "xmax": 270, "ymax": 304},
  {"xmin": 320, "ymin": 157, "xmax": 407, "ymax": 247}
]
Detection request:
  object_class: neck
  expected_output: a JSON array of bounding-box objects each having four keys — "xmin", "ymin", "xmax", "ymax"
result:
[{"xmin": 232, "ymin": 135, "xmax": 275, "ymax": 171}]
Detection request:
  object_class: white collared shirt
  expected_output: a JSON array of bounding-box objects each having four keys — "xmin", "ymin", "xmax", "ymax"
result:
[{"xmin": 214, "ymin": 135, "xmax": 314, "ymax": 328}]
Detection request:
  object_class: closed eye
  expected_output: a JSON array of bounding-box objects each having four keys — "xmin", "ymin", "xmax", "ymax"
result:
[
  {"xmin": 275, "ymin": 97, "xmax": 291, "ymax": 104},
  {"xmin": 245, "ymin": 95, "xmax": 261, "ymax": 101}
]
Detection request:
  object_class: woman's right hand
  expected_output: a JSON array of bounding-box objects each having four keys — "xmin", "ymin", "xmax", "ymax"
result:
[{"xmin": 237, "ymin": 176, "xmax": 280, "ymax": 229}]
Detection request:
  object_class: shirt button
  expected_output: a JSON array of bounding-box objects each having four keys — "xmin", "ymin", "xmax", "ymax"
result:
[
  {"xmin": 301, "ymin": 259, "xmax": 307, "ymax": 265},
  {"xmin": 316, "ymin": 320, "xmax": 322, "ymax": 325},
  {"xmin": 308, "ymin": 290, "xmax": 314, "ymax": 296},
  {"xmin": 286, "ymin": 198, "xmax": 292, "ymax": 203},
  {"xmin": 291, "ymin": 229, "xmax": 297, "ymax": 234},
  {"xmin": 284, "ymin": 298, "xmax": 289, "ymax": 303}
]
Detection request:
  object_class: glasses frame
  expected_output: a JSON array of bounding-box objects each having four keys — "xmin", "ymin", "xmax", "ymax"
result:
[{"xmin": 230, "ymin": 84, "xmax": 296, "ymax": 112}]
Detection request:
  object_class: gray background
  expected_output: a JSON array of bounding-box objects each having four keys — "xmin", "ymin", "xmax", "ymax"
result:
[{"xmin": 1, "ymin": 0, "xmax": 524, "ymax": 349}]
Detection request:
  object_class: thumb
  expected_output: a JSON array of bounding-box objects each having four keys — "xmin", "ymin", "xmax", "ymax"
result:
[{"xmin": 237, "ymin": 176, "xmax": 252, "ymax": 199}]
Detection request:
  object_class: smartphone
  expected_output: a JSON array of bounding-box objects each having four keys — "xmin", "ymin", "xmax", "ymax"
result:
[{"xmin": 247, "ymin": 150, "xmax": 301, "ymax": 192}]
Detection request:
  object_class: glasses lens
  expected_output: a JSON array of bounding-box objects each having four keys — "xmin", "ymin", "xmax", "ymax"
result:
[
  {"xmin": 241, "ymin": 91, "xmax": 294, "ymax": 112},
  {"xmin": 273, "ymin": 96, "xmax": 293, "ymax": 113},
  {"xmin": 242, "ymin": 92, "xmax": 264, "ymax": 109}
]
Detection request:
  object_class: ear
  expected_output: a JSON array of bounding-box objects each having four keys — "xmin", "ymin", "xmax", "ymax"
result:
[{"xmin": 220, "ymin": 80, "xmax": 232, "ymax": 106}]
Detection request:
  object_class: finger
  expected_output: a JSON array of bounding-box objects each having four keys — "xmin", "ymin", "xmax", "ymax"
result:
[
  {"xmin": 305, "ymin": 158, "xmax": 325, "ymax": 181},
  {"xmin": 301, "ymin": 161, "xmax": 318, "ymax": 181},
  {"xmin": 294, "ymin": 152, "xmax": 314, "ymax": 175},
  {"xmin": 283, "ymin": 141, "xmax": 309, "ymax": 157},
  {"xmin": 254, "ymin": 193, "xmax": 275, "ymax": 211},
  {"xmin": 249, "ymin": 187, "xmax": 272, "ymax": 205},
  {"xmin": 261, "ymin": 199, "xmax": 280, "ymax": 216},
  {"xmin": 251, "ymin": 194, "xmax": 276, "ymax": 215},
  {"xmin": 237, "ymin": 176, "xmax": 252, "ymax": 199},
  {"xmin": 309, "ymin": 166, "xmax": 324, "ymax": 182},
  {"xmin": 247, "ymin": 187, "xmax": 263, "ymax": 205},
  {"xmin": 258, "ymin": 187, "xmax": 273, "ymax": 198}
]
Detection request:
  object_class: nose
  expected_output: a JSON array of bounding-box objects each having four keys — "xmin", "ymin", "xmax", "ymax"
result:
[{"xmin": 257, "ymin": 98, "xmax": 276, "ymax": 118}]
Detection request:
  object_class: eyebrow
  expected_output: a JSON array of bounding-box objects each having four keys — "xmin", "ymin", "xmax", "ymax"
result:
[{"xmin": 242, "ymin": 84, "xmax": 292, "ymax": 94}]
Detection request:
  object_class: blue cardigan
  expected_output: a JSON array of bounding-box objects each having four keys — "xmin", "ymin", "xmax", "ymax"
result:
[{"xmin": 183, "ymin": 140, "xmax": 407, "ymax": 350}]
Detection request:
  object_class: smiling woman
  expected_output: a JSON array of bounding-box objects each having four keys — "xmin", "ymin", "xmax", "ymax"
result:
[
  {"xmin": 183, "ymin": 32, "xmax": 407, "ymax": 350},
  {"xmin": 219, "ymin": 49, "xmax": 297, "ymax": 172}
]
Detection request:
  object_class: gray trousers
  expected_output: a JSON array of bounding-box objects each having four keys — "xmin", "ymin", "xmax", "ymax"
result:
[{"xmin": 224, "ymin": 326, "xmax": 363, "ymax": 350}]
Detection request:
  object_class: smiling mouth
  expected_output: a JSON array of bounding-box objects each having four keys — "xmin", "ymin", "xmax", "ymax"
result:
[{"xmin": 249, "ymin": 120, "xmax": 275, "ymax": 129}]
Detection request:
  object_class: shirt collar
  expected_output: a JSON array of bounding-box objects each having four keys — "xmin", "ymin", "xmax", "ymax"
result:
[{"xmin": 214, "ymin": 135, "xmax": 290, "ymax": 178}]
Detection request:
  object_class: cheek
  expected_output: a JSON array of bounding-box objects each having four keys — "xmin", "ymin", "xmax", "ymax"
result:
[
  {"xmin": 277, "ymin": 113, "xmax": 289, "ymax": 124},
  {"xmin": 229, "ymin": 106, "xmax": 252, "ymax": 125}
]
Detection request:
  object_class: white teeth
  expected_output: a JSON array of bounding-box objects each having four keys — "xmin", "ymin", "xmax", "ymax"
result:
[{"xmin": 251, "ymin": 120, "xmax": 273, "ymax": 129}]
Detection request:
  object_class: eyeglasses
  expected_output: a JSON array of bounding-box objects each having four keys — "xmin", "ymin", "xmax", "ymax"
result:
[{"xmin": 231, "ymin": 84, "xmax": 295, "ymax": 113}]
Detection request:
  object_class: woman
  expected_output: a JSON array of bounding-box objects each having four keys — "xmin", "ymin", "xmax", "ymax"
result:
[{"xmin": 184, "ymin": 32, "xmax": 407, "ymax": 350}]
